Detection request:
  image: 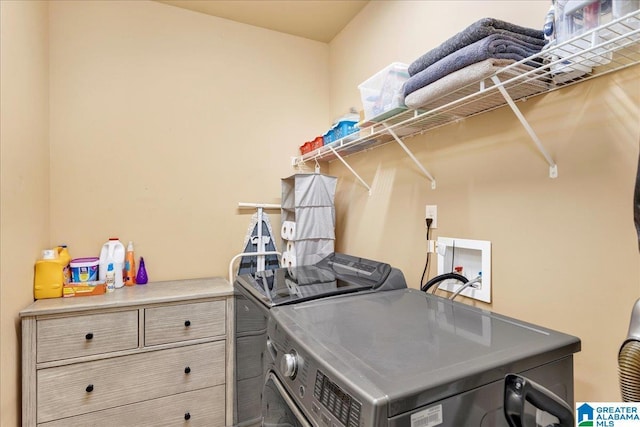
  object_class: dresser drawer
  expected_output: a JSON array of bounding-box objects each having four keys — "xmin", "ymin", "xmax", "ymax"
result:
[
  {"xmin": 37, "ymin": 341, "xmax": 225, "ymax": 423},
  {"xmin": 39, "ymin": 386, "xmax": 225, "ymax": 427},
  {"xmin": 36, "ymin": 311, "xmax": 138, "ymax": 363},
  {"xmin": 145, "ymin": 300, "xmax": 225, "ymax": 346}
]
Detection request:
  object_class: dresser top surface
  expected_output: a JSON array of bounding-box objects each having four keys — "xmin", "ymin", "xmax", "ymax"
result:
[{"xmin": 20, "ymin": 277, "xmax": 232, "ymax": 317}]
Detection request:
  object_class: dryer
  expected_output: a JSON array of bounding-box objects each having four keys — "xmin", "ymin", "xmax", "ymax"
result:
[{"xmin": 264, "ymin": 288, "xmax": 581, "ymax": 427}]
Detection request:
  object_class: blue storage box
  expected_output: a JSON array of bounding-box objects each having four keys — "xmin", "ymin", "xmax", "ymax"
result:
[
  {"xmin": 323, "ymin": 129, "xmax": 335, "ymax": 145},
  {"xmin": 334, "ymin": 121, "xmax": 359, "ymax": 140}
]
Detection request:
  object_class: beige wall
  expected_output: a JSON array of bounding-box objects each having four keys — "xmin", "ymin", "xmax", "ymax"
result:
[
  {"xmin": 1, "ymin": 0, "xmax": 330, "ymax": 424},
  {"xmin": 48, "ymin": 0, "xmax": 330, "ymax": 278},
  {"xmin": 327, "ymin": 1, "xmax": 640, "ymax": 403},
  {"xmin": 0, "ymin": 1, "xmax": 50, "ymax": 425}
]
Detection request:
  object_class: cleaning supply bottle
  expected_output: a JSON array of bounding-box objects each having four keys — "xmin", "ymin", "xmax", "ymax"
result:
[
  {"xmin": 34, "ymin": 249, "xmax": 64, "ymax": 299},
  {"xmin": 57, "ymin": 245, "xmax": 71, "ymax": 285},
  {"xmin": 105, "ymin": 263, "xmax": 116, "ymax": 293},
  {"xmin": 136, "ymin": 257, "xmax": 148, "ymax": 285},
  {"xmin": 124, "ymin": 241, "xmax": 136, "ymax": 286},
  {"xmin": 99, "ymin": 238, "xmax": 125, "ymax": 288}
]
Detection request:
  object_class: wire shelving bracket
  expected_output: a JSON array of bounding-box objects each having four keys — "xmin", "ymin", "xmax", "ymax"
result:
[
  {"xmin": 384, "ymin": 124, "xmax": 437, "ymax": 189},
  {"xmin": 490, "ymin": 75, "xmax": 558, "ymax": 178},
  {"xmin": 327, "ymin": 146, "xmax": 372, "ymax": 195}
]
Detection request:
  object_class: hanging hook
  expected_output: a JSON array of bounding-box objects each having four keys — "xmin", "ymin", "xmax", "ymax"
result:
[{"xmin": 294, "ymin": 157, "xmax": 306, "ymax": 172}]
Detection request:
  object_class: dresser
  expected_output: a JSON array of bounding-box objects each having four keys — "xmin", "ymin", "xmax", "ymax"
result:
[{"xmin": 20, "ymin": 277, "xmax": 234, "ymax": 427}]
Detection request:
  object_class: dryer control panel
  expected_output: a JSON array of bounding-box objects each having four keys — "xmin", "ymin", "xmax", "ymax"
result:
[
  {"xmin": 313, "ymin": 370, "xmax": 361, "ymax": 427},
  {"xmin": 269, "ymin": 328, "xmax": 368, "ymax": 427}
]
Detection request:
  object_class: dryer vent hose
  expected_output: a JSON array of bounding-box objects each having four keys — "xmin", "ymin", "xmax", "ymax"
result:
[{"xmin": 619, "ymin": 340, "xmax": 640, "ymax": 402}]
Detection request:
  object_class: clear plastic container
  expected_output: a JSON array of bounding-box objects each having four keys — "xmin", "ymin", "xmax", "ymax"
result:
[
  {"xmin": 358, "ymin": 63, "xmax": 409, "ymax": 122},
  {"xmin": 613, "ymin": 0, "xmax": 640, "ymax": 19},
  {"xmin": 555, "ymin": 0, "xmax": 613, "ymax": 65},
  {"xmin": 611, "ymin": 0, "xmax": 640, "ymax": 38}
]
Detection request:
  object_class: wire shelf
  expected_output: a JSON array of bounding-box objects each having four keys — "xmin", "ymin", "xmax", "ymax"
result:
[{"xmin": 294, "ymin": 11, "xmax": 640, "ymax": 167}]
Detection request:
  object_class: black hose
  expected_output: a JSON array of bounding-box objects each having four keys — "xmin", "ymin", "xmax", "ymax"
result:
[
  {"xmin": 420, "ymin": 272, "xmax": 468, "ymax": 293},
  {"xmin": 419, "ymin": 220, "xmax": 432, "ymax": 288}
]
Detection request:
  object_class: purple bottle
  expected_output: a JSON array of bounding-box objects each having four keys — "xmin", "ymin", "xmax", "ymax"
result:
[{"xmin": 136, "ymin": 257, "xmax": 148, "ymax": 285}]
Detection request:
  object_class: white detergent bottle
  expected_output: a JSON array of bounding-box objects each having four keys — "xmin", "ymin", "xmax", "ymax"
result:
[{"xmin": 99, "ymin": 238, "xmax": 125, "ymax": 288}]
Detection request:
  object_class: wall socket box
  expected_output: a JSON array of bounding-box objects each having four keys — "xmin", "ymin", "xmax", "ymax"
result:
[
  {"xmin": 436, "ymin": 237, "xmax": 491, "ymax": 303},
  {"xmin": 425, "ymin": 205, "xmax": 437, "ymax": 228}
]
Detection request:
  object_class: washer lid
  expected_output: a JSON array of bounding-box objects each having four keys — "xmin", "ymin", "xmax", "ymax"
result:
[
  {"xmin": 234, "ymin": 253, "xmax": 393, "ymax": 308},
  {"xmin": 272, "ymin": 288, "xmax": 581, "ymax": 416}
]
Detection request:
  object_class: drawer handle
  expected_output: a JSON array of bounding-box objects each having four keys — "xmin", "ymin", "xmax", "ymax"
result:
[
  {"xmin": 184, "ymin": 412, "xmax": 191, "ymax": 420},
  {"xmin": 184, "ymin": 366, "xmax": 191, "ymax": 374},
  {"xmin": 85, "ymin": 333, "xmax": 94, "ymax": 340},
  {"xmin": 86, "ymin": 384, "xmax": 94, "ymax": 393},
  {"xmin": 184, "ymin": 320, "xmax": 191, "ymax": 327}
]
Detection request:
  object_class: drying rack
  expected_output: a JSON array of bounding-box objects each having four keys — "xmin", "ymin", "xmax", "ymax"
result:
[
  {"xmin": 228, "ymin": 202, "xmax": 282, "ymax": 283},
  {"xmin": 293, "ymin": 11, "xmax": 640, "ymax": 191}
]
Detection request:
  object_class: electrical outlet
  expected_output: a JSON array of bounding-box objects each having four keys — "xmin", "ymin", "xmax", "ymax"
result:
[{"xmin": 425, "ymin": 205, "xmax": 437, "ymax": 229}]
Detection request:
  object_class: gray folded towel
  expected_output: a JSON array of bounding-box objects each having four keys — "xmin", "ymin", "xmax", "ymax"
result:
[
  {"xmin": 404, "ymin": 58, "xmax": 548, "ymax": 115},
  {"xmin": 408, "ymin": 17, "xmax": 545, "ymax": 76},
  {"xmin": 403, "ymin": 33, "xmax": 544, "ymax": 97},
  {"xmin": 404, "ymin": 59, "xmax": 516, "ymax": 110}
]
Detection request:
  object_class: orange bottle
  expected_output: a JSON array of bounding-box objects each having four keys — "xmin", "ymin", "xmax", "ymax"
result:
[{"xmin": 124, "ymin": 241, "xmax": 136, "ymax": 286}]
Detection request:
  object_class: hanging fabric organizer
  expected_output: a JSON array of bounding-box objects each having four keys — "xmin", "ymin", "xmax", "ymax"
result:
[{"xmin": 281, "ymin": 174, "xmax": 337, "ymax": 267}]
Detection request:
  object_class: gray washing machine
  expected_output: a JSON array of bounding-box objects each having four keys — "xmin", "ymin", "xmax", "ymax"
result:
[
  {"xmin": 233, "ymin": 253, "xmax": 407, "ymax": 427},
  {"xmin": 263, "ymin": 288, "xmax": 581, "ymax": 427}
]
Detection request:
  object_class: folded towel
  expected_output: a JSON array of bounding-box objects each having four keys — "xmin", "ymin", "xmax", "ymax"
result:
[
  {"xmin": 405, "ymin": 59, "xmax": 516, "ymax": 110},
  {"xmin": 404, "ymin": 58, "xmax": 548, "ymax": 119},
  {"xmin": 403, "ymin": 33, "xmax": 544, "ymax": 97},
  {"xmin": 408, "ymin": 18, "xmax": 545, "ymax": 76}
]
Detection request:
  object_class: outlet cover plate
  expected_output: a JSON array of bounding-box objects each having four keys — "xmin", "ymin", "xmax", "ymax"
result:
[{"xmin": 425, "ymin": 205, "xmax": 437, "ymax": 229}]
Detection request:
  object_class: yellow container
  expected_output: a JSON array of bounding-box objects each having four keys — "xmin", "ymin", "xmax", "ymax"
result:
[
  {"xmin": 34, "ymin": 249, "xmax": 65, "ymax": 299},
  {"xmin": 57, "ymin": 245, "xmax": 71, "ymax": 285}
]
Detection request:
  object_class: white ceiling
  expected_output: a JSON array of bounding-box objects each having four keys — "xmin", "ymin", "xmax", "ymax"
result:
[{"xmin": 157, "ymin": 0, "xmax": 369, "ymax": 43}]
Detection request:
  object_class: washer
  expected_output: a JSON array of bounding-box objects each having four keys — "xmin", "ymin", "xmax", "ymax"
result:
[
  {"xmin": 233, "ymin": 253, "xmax": 407, "ymax": 427},
  {"xmin": 264, "ymin": 288, "xmax": 581, "ymax": 427}
]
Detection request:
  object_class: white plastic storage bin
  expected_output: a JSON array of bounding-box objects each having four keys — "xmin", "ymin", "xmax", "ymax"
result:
[
  {"xmin": 614, "ymin": 0, "xmax": 640, "ymax": 17},
  {"xmin": 358, "ymin": 62, "xmax": 409, "ymax": 122},
  {"xmin": 555, "ymin": 0, "xmax": 613, "ymax": 65},
  {"xmin": 612, "ymin": 0, "xmax": 640, "ymax": 35}
]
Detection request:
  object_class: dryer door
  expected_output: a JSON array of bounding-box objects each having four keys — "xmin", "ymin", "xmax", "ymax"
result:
[{"xmin": 263, "ymin": 372, "xmax": 311, "ymax": 427}]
